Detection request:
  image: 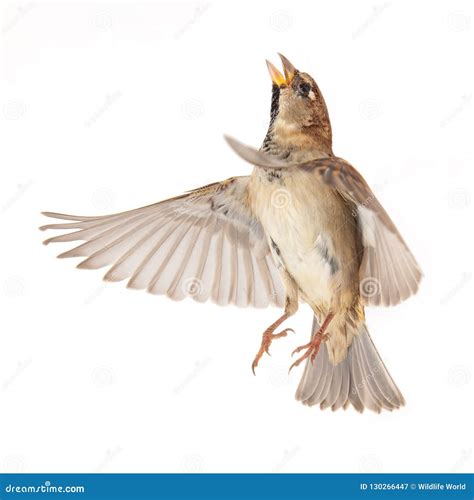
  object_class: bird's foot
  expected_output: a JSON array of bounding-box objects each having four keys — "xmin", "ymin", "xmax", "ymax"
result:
[
  {"xmin": 288, "ymin": 332, "xmax": 329, "ymax": 373},
  {"xmin": 288, "ymin": 312, "xmax": 334, "ymax": 373},
  {"xmin": 252, "ymin": 313, "xmax": 294, "ymax": 375},
  {"xmin": 252, "ymin": 328, "xmax": 294, "ymax": 375}
]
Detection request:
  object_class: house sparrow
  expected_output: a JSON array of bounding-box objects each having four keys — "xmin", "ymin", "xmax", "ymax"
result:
[{"xmin": 41, "ymin": 54, "xmax": 422, "ymax": 413}]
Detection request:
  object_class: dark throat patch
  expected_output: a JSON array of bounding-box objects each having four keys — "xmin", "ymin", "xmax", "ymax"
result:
[{"xmin": 262, "ymin": 84, "xmax": 280, "ymax": 152}]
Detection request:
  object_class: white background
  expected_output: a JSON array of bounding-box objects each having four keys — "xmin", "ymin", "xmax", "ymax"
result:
[{"xmin": 1, "ymin": 0, "xmax": 473, "ymax": 473}]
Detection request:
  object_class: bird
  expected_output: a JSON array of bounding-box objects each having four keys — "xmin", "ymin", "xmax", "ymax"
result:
[{"xmin": 41, "ymin": 54, "xmax": 422, "ymax": 413}]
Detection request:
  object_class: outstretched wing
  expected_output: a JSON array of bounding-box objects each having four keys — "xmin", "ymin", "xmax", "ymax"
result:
[
  {"xmin": 225, "ymin": 136, "xmax": 422, "ymax": 307},
  {"xmin": 41, "ymin": 176, "xmax": 285, "ymax": 308}
]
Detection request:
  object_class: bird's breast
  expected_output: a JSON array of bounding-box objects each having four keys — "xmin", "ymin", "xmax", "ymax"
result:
[{"xmin": 249, "ymin": 167, "xmax": 357, "ymax": 308}]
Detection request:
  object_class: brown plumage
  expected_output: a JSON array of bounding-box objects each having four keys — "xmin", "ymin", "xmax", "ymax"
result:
[{"xmin": 41, "ymin": 54, "xmax": 422, "ymax": 413}]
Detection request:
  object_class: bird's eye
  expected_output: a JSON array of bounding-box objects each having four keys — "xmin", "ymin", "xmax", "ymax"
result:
[{"xmin": 297, "ymin": 81, "xmax": 311, "ymax": 97}]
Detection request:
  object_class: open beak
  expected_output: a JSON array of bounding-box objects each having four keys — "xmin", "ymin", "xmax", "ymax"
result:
[
  {"xmin": 266, "ymin": 60, "xmax": 286, "ymax": 87},
  {"xmin": 279, "ymin": 53, "xmax": 297, "ymax": 84},
  {"xmin": 266, "ymin": 53, "xmax": 297, "ymax": 87}
]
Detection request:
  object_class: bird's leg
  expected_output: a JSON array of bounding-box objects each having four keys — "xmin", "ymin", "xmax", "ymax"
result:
[
  {"xmin": 252, "ymin": 271, "xmax": 299, "ymax": 375},
  {"xmin": 252, "ymin": 312, "xmax": 294, "ymax": 375},
  {"xmin": 289, "ymin": 313, "xmax": 334, "ymax": 373}
]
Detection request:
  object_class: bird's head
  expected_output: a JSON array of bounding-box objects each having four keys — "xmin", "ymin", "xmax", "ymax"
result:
[{"xmin": 263, "ymin": 54, "xmax": 333, "ymax": 157}]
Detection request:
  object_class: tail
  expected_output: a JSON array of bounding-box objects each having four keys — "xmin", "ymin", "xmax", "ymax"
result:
[{"xmin": 295, "ymin": 316, "xmax": 405, "ymax": 413}]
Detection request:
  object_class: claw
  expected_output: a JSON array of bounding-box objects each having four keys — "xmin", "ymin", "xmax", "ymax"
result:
[
  {"xmin": 288, "ymin": 356, "xmax": 306, "ymax": 374},
  {"xmin": 288, "ymin": 342, "xmax": 318, "ymax": 374},
  {"xmin": 275, "ymin": 328, "xmax": 295, "ymax": 339},
  {"xmin": 251, "ymin": 360, "xmax": 259, "ymax": 376},
  {"xmin": 288, "ymin": 313, "xmax": 334, "ymax": 374},
  {"xmin": 251, "ymin": 315, "xmax": 294, "ymax": 375},
  {"xmin": 288, "ymin": 333, "xmax": 330, "ymax": 374},
  {"xmin": 291, "ymin": 341, "xmax": 310, "ymax": 357}
]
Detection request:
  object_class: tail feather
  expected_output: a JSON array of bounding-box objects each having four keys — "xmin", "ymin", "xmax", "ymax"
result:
[{"xmin": 296, "ymin": 316, "xmax": 405, "ymax": 413}]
